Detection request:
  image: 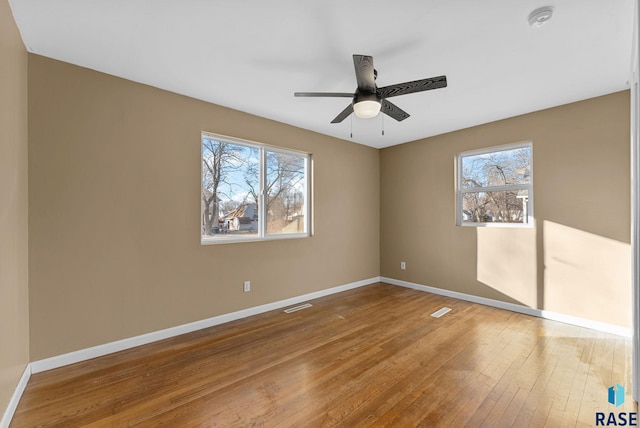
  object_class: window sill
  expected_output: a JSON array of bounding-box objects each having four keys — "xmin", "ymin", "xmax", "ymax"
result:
[
  {"xmin": 457, "ymin": 222, "xmax": 534, "ymax": 229},
  {"xmin": 201, "ymin": 233, "xmax": 310, "ymax": 245}
]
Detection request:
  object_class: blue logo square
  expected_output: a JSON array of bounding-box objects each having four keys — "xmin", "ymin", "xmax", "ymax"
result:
[{"xmin": 608, "ymin": 384, "xmax": 625, "ymax": 407}]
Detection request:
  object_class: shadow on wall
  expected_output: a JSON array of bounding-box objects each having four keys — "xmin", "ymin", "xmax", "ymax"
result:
[{"xmin": 476, "ymin": 220, "xmax": 631, "ymax": 328}]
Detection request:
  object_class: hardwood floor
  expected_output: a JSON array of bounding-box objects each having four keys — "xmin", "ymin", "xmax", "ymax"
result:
[{"xmin": 11, "ymin": 283, "xmax": 635, "ymax": 427}]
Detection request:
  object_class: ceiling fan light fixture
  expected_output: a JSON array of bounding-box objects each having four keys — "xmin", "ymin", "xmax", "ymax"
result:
[{"xmin": 353, "ymin": 100, "xmax": 381, "ymax": 119}]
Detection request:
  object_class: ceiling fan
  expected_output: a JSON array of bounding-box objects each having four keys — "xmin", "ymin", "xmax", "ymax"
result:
[{"xmin": 295, "ymin": 54, "xmax": 447, "ymax": 123}]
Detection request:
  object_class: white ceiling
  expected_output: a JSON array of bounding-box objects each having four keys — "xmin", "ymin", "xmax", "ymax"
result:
[{"xmin": 9, "ymin": 0, "xmax": 635, "ymax": 148}]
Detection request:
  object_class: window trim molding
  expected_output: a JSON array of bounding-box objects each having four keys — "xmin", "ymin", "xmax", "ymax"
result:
[
  {"xmin": 456, "ymin": 141, "xmax": 534, "ymax": 228},
  {"xmin": 201, "ymin": 131, "xmax": 312, "ymax": 245}
]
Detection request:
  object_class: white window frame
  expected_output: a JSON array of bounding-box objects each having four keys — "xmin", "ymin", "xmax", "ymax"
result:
[
  {"xmin": 456, "ymin": 141, "xmax": 533, "ymax": 228},
  {"xmin": 201, "ymin": 132, "xmax": 312, "ymax": 244}
]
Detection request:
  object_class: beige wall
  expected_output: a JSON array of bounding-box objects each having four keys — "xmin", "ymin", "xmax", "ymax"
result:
[
  {"xmin": 381, "ymin": 91, "xmax": 632, "ymax": 328},
  {"xmin": 0, "ymin": 0, "xmax": 29, "ymax": 414},
  {"xmin": 28, "ymin": 55, "xmax": 380, "ymax": 360}
]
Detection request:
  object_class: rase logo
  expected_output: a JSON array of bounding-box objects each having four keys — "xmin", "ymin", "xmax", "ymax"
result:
[{"xmin": 596, "ymin": 383, "xmax": 638, "ymax": 426}]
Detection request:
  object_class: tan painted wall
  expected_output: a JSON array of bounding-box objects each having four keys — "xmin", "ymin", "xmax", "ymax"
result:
[
  {"xmin": 0, "ymin": 0, "xmax": 29, "ymax": 414},
  {"xmin": 381, "ymin": 91, "xmax": 632, "ymax": 328},
  {"xmin": 28, "ymin": 55, "xmax": 380, "ymax": 360}
]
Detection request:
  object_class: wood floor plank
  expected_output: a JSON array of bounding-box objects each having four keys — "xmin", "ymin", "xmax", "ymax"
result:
[{"xmin": 10, "ymin": 283, "xmax": 634, "ymax": 427}]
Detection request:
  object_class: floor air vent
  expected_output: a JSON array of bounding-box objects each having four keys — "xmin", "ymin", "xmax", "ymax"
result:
[
  {"xmin": 430, "ymin": 307, "xmax": 452, "ymax": 318},
  {"xmin": 284, "ymin": 303, "xmax": 313, "ymax": 313}
]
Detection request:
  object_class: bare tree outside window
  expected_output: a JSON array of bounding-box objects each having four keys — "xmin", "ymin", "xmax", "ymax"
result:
[
  {"xmin": 242, "ymin": 151, "xmax": 306, "ymax": 234},
  {"xmin": 457, "ymin": 143, "xmax": 533, "ymax": 225},
  {"xmin": 201, "ymin": 133, "xmax": 310, "ymax": 243},
  {"xmin": 202, "ymin": 138, "xmax": 258, "ymax": 237},
  {"xmin": 266, "ymin": 152, "xmax": 305, "ymax": 234}
]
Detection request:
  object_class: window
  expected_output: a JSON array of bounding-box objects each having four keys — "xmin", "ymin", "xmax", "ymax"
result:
[
  {"xmin": 201, "ymin": 132, "xmax": 310, "ymax": 243},
  {"xmin": 456, "ymin": 142, "xmax": 533, "ymax": 226}
]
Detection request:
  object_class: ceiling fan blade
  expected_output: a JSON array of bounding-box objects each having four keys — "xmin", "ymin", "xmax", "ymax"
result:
[
  {"xmin": 294, "ymin": 92, "xmax": 355, "ymax": 97},
  {"xmin": 377, "ymin": 75, "xmax": 447, "ymax": 98},
  {"xmin": 331, "ymin": 103, "xmax": 354, "ymax": 123},
  {"xmin": 381, "ymin": 99, "xmax": 410, "ymax": 121},
  {"xmin": 353, "ymin": 54, "xmax": 376, "ymax": 93}
]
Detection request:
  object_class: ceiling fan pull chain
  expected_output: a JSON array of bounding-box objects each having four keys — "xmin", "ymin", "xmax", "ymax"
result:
[
  {"xmin": 381, "ymin": 114, "xmax": 385, "ymax": 136},
  {"xmin": 350, "ymin": 115, "xmax": 353, "ymax": 138}
]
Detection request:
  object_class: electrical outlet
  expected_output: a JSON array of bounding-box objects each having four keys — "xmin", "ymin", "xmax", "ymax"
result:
[
  {"xmin": 243, "ymin": 280, "xmax": 251, "ymax": 292},
  {"xmin": 400, "ymin": 261, "xmax": 406, "ymax": 270}
]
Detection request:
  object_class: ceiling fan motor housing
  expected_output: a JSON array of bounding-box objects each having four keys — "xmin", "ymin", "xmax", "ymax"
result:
[{"xmin": 354, "ymin": 90, "xmax": 380, "ymax": 105}]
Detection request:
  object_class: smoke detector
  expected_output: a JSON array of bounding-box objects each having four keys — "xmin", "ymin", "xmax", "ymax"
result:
[{"xmin": 528, "ymin": 6, "xmax": 554, "ymax": 28}]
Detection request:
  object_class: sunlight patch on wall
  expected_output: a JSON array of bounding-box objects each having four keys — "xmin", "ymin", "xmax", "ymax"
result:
[
  {"xmin": 476, "ymin": 227, "xmax": 537, "ymax": 307},
  {"xmin": 543, "ymin": 220, "xmax": 631, "ymax": 328}
]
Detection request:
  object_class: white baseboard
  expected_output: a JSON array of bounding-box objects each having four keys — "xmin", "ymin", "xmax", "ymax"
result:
[
  {"xmin": 30, "ymin": 277, "xmax": 381, "ymax": 374},
  {"xmin": 0, "ymin": 364, "xmax": 31, "ymax": 428},
  {"xmin": 382, "ymin": 277, "xmax": 633, "ymax": 337},
  {"xmin": 27, "ymin": 274, "xmax": 631, "ymax": 373}
]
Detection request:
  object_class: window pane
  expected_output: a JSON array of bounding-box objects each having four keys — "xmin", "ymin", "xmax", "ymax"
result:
[
  {"xmin": 462, "ymin": 189, "xmax": 529, "ymax": 224},
  {"xmin": 202, "ymin": 138, "xmax": 259, "ymax": 240},
  {"xmin": 265, "ymin": 151, "xmax": 306, "ymax": 235},
  {"xmin": 461, "ymin": 146, "xmax": 531, "ymax": 189}
]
